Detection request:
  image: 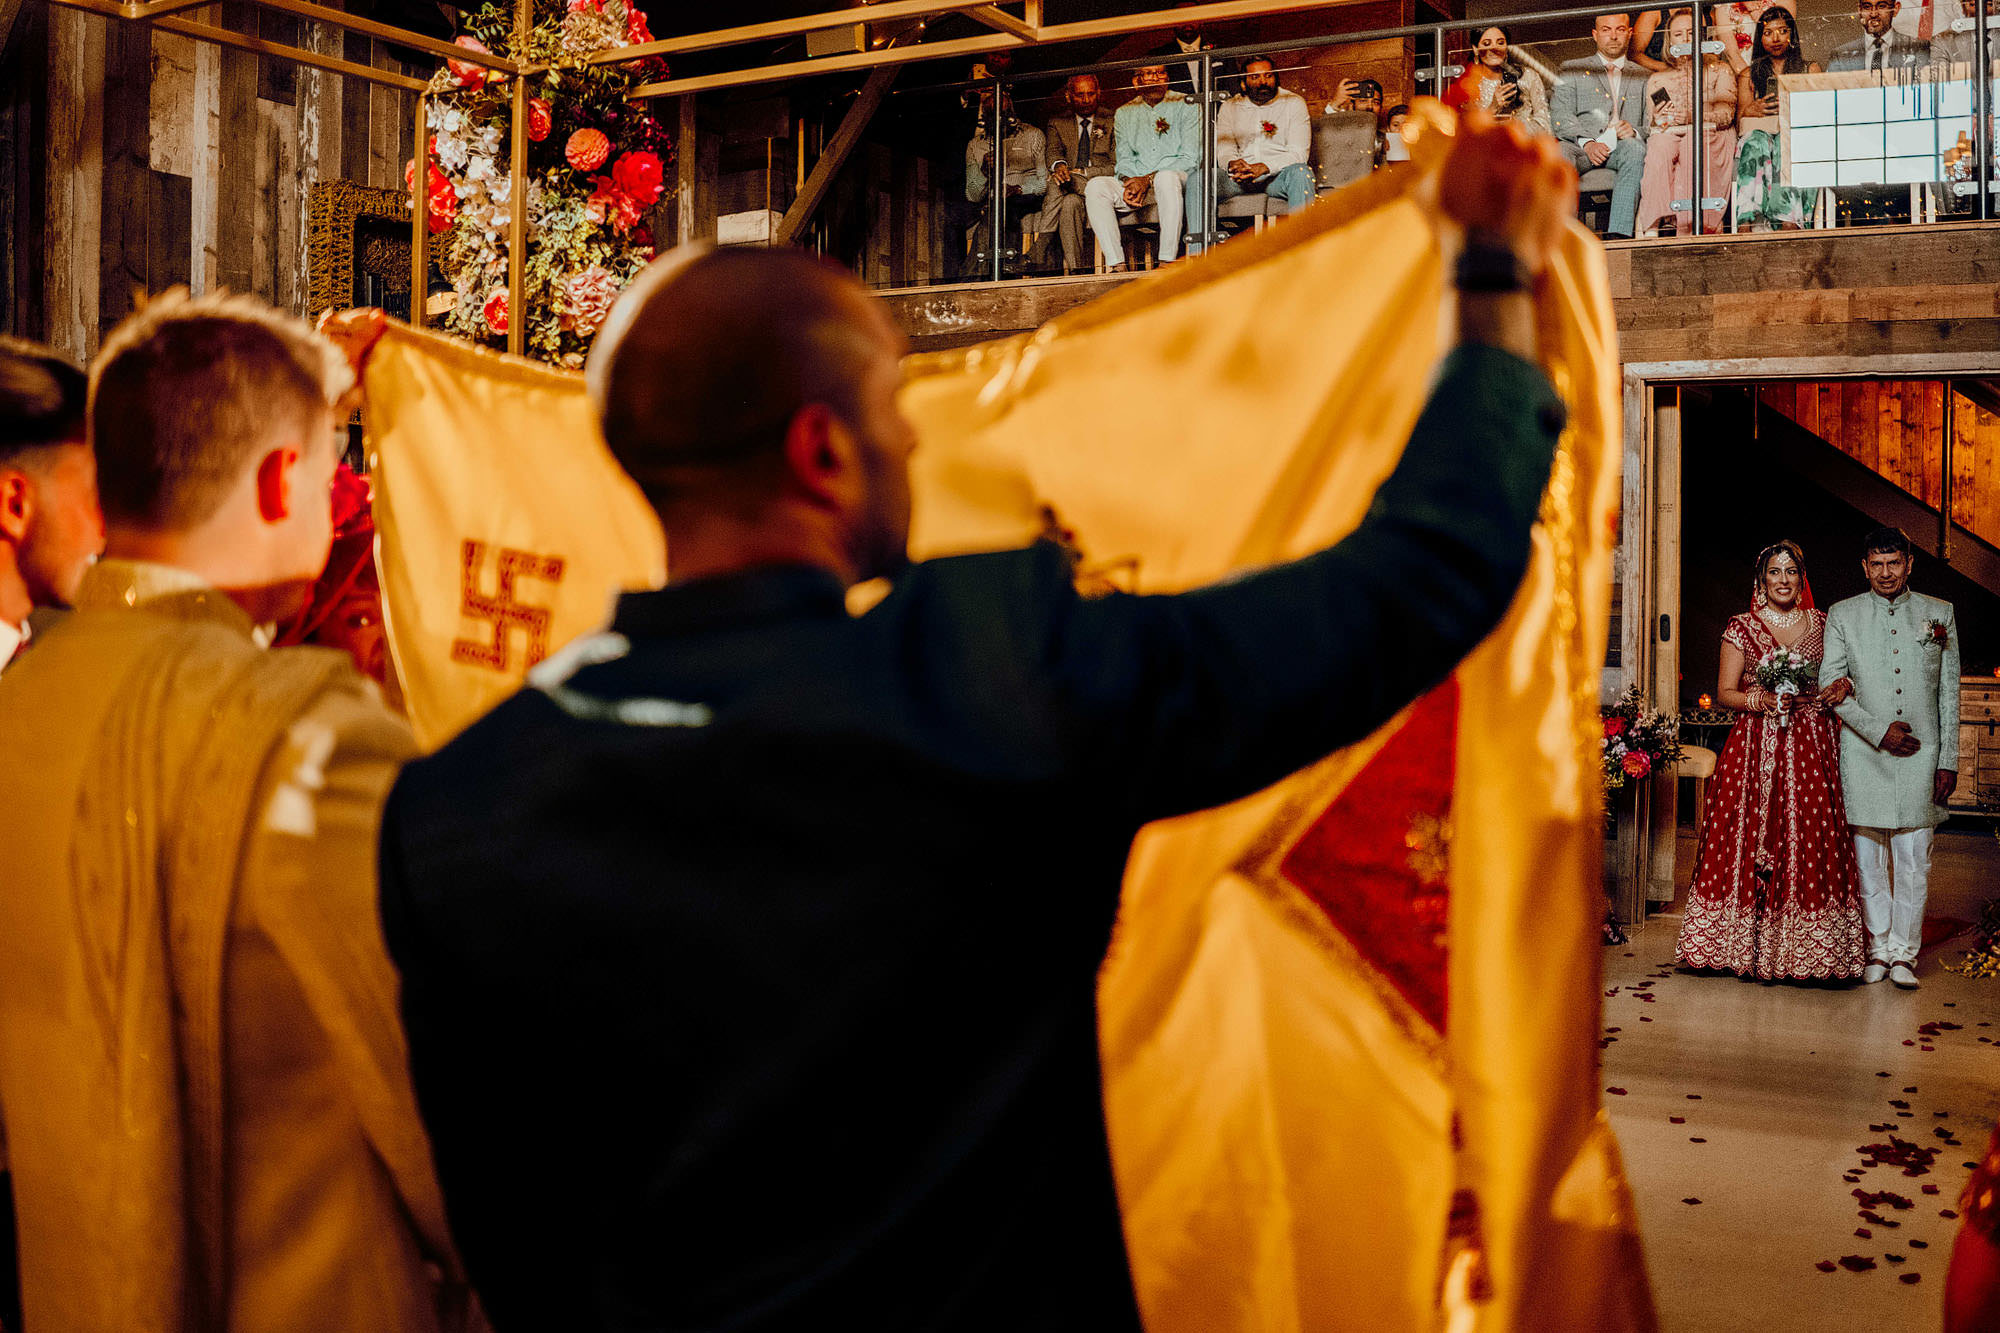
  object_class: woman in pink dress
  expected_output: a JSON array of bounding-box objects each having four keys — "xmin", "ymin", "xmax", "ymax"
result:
[{"xmin": 1676, "ymin": 541, "xmax": 1868, "ymax": 980}]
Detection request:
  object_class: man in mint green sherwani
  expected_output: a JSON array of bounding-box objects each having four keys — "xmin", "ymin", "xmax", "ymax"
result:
[{"xmin": 1820, "ymin": 527, "xmax": 1960, "ymax": 989}]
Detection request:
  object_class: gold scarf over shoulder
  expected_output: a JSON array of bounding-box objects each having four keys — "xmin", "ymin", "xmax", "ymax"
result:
[{"xmin": 0, "ymin": 562, "xmax": 441, "ymax": 1331}]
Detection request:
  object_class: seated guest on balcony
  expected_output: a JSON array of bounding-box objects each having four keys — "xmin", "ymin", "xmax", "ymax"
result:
[
  {"xmin": 1467, "ymin": 28, "xmax": 1553, "ymax": 137},
  {"xmin": 1552, "ymin": 12, "xmax": 1653, "ymax": 237},
  {"xmin": 1636, "ymin": 9, "xmax": 1738, "ymax": 235},
  {"xmin": 1734, "ymin": 4, "xmax": 1820, "ymax": 229},
  {"xmin": 1331, "ymin": 76, "xmax": 1384, "ymax": 116},
  {"xmin": 1041, "ymin": 74, "xmax": 1116, "ymax": 274},
  {"xmin": 1930, "ymin": 0, "xmax": 1982, "ymax": 66},
  {"xmin": 1381, "ymin": 102, "xmax": 1413, "ymax": 164},
  {"xmin": 1086, "ymin": 64, "xmax": 1201, "ymax": 272},
  {"xmin": 964, "ymin": 89, "xmax": 1048, "ymax": 278},
  {"xmin": 1188, "ymin": 56, "xmax": 1316, "ymax": 242},
  {"xmin": 1828, "ymin": 0, "xmax": 1930, "ymax": 71},
  {"xmin": 1631, "ymin": 9, "xmax": 1671, "ymax": 71}
]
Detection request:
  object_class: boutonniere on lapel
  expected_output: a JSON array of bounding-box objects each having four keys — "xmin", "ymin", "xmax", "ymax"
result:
[
  {"xmin": 1155, "ymin": 115, "xmax": 1171, "ymax": 134},
  {"xmin": 1260, "ymin": 119, "xmax": 1277, "ymax": 136},
  {"xmin": 1924, "ymin": 617, "xmax": 1950, "ymax": 647}
]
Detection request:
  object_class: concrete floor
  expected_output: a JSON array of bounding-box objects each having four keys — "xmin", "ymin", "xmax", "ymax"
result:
[{"xmin": 1603, "ymin": 827, "xmax": 2000, "ymax": 1333}]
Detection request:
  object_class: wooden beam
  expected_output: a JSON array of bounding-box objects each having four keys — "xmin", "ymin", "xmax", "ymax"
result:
[
  {"xmin": 773, "ymin": 64, "xmax": 896, "ymax": 249},
  {"xmin": 631, "ymin": 0, "xmax": 1378, "ymax": 95},
  {"xmin": 137, "ymin": 0, "xmax": 519, "ymax": 71},
  {"xmin": 638, "ymin": 31, "xmax": 1013, "ymax": 97},
  {"xmin": 151, "ymin": 14, "xmax": 425, "ymax": 87},
  {"xmin": 591, "ymin": 0, "xmax": 1006, "ymax": 64},
  {"xmin": 967, "ymin": 4, "xmax": 1035, "ymax": 40}
]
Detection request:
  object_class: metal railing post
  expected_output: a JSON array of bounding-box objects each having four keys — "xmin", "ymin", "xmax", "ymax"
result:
[
  {"xmin": 1202, "ymin": 51, "xmax": 1215, "ymax": 257},
  {"xmin": 1979, "ymin": 0, "xmax": 1992, "ymax": 219}
]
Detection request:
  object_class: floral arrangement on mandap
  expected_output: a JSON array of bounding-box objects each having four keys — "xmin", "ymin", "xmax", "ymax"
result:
[
  {"xmin": 411, "ymin": 0, "xmax": 672, "ymax": 366},
  {"xmin": 1601, "ymin": 687, "xmax": 1683, "ymax": 796}
]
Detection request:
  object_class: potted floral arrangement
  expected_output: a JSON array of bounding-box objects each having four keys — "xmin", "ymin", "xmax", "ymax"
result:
[
  {"xmin": 1601, "ymin": 686, "xmax": 1684, "ymax": 803},
  {"xmin": 413, "ymin": 0, "xmax": 674, "ymax": 366}
]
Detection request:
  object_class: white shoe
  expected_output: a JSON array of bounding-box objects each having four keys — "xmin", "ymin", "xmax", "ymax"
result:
[
  {"xmin": 1890, "ymin": 963, "xmax": 1919, "ymax": 989},
  {"xmin": 1862, "ymin": 962, "xmax": 1888, "ymax": 984}
]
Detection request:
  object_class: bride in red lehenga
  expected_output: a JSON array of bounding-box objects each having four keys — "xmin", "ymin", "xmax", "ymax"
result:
[{"xmin": 1676, "ymin": 540, "xmax": 1868, "ymax": 981}]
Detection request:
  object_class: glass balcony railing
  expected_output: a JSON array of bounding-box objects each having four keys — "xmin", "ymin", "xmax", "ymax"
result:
[{"xmin": 741, "ymin": 0, "xmax": 1996, "ymax": 290}]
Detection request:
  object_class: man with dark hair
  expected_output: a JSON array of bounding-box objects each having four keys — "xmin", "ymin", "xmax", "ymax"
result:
[
  {"xmin": 380, "ymin": 118, "xmax": 1578, "ymax": 1331},
  {"xmin": 0, "ymin": 337, "xmax": 101, "ymax": 673},
  {"xmin": 1821, "ymin": 525, "xmax": 1960, "ymax": 988},
  {"xmin": 1191, "ymin": 55, "xmax": 1317, "ymax": 246},
  {"xmin": 0, "ymin": 292, "xmax": 469, "ymax": 1330},
  {"xmin": 1551, "ymin": 12, "xmax": 1651, "ymax": 237}
]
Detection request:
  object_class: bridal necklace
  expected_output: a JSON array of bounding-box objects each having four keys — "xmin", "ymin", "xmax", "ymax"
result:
[{"xmin": 1761, "ymin": 604, "xmax": 1804, "ymax": 629}]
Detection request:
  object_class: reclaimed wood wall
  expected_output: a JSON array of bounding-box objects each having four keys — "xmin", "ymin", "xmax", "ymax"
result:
[
  {"xmin": 0, "ymin": 1, "xmax": 423, "ymax": 359},
  {"xmin": 1758, "ymin": 380, "xmax": 2000, "ymax": 550}
]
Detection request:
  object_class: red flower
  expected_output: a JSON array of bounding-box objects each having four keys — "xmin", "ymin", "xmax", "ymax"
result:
[
  {"xmin": 566, "ymin": 128, "xmax": 612, "ymax": 172},
  {"xmin": 610, "ymin": 150, "xmax": 664, "ymax": 206},
  {"xmin": 527, "ymin": 98, "xmax": 552, "ymax": 143},
  {"xmin": 585, "ymin": 174, "xmax": 643, "ymax": 232},
  {"xmin": 626, "ymin": 2, "xmax": 653, "ymax": 44},
  {"xmin": 446, "ymin": 35, "xmax": 497, "ymax": 88},
  {"xmin": 1602, "ymin": 715, "xmax": 1628, "ymax": 739},
  {"xmin": 1261, "ymin": 119, "xmax": 1277, "ymax": 136},
  {"xmin": 1621, "ymin": 751, "xmax": 1651, "ymax": 779},
  {"xmin": 482, "ymin": 289, "xmax": 508, "ymax": 334},
  {"xmin": 1927, "ymin": 620, "xmax": 1949, "ymax": 645},
  {"xmin": 1154, "ymin": 115, "xmax": 1171, "ymax": 135},
  {"xmin": 426, "ymin": 177, "xmax": 457, "ymax": 234}
]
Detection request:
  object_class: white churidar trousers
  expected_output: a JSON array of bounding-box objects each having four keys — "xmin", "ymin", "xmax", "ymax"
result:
[
  {"xmin": 1852, "ymin": 825, "xmax": 1933, "ymax": 965},
  {"xmin": 1085, "ymin": 169, "xmax": 1186, "ymax": 267}
]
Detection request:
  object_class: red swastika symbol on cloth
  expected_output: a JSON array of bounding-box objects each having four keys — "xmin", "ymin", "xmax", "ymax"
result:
[
  {"xmin": 449, "ymin": 540, "xmax": 566, "ymax": 672},
  {"xmin": 1276, "ymin": 680, "xmax": 1459, "ymax": 1035}
]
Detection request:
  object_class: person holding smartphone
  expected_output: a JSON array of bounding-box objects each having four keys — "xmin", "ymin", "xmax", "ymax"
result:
[{"xmin": 1634, "ymin": 8, "xmax": 1739, "ymax": 234}]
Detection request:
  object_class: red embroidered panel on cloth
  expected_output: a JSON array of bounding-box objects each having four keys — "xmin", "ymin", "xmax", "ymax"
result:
[{"xmin": 1276, "ymin": 681, "xmax": 1459, "ymax": 1035}]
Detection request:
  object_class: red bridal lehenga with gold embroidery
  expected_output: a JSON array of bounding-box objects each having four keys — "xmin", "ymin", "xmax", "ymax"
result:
[{"xmin": 1675, "ymin": 608, "xmax": 1867, "ymax": 980}]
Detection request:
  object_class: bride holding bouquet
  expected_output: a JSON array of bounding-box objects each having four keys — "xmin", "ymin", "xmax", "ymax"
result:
[{"xmin": 1676, "ymin": 540, "xmax": 1868, "ymax": 980}]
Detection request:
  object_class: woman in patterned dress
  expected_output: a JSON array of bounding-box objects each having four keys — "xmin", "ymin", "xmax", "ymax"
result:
[{"xmin": 1675, "ymin": 541, "xmax": 1868, "ymax": 980}]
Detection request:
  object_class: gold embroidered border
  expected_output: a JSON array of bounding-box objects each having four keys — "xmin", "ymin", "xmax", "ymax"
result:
[{"xmin": 306, "ymin": 181, "xmax": 411, "ymax": 320}]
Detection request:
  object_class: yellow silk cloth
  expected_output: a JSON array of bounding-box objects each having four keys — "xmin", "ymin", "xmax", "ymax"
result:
[
  {"xmin": 363, "ymin": 325, "xmax": 665, "ymax": 750},
  {"xmin": 365, "ymin": 102, "xmax": 1655, "ymax": 1331}
]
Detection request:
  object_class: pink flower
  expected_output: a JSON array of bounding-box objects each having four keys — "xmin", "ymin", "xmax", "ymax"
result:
[
  {"xmin": 482, "ymin": 288, "xmax": 508, "ymax": 335},
  {"xmin": 1603, "ymin": 716, "xmax": 1628, "ymax": 739},
  {"xmin": 560, "ymin": 264, "xmax": 622, "ymax": 336},
  {"xmin": 527, "ymin": 98, "xmax": 552, "ymax": 143},
  {"xmin": 626, "ymin": 3, "xmax": 653, "ymax": 44},
  {"xmin": 610, "ymin": 150, "xmax": 664, "ymax": 206},
  {"xmin": 584, "ymin": 174, "xmax": 643, "ymax": 232},
  {"xmin": 1621, "ymin": 751, "xmax": 1652, "ymax": 779},
  {"xmin": 567, "ymin": 128, "xmax": 612, "ymax": 172},
  {"xmin": 1260, "ymin": 119, "xmax": 1277, "ymax": 136},
  {"xmin": 446, "ymin": 35, "xmax": 497, "ymax": 88}
]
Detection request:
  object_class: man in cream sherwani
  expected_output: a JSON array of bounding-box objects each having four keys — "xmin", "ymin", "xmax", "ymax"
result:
[{"xmin": 1820, "ymin": 527, "xmax": 1960, "ymax": 988}]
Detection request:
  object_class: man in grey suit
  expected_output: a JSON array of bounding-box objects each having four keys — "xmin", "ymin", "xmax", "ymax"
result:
[
  {"xmin": 1828, "ymin": 0, "xmax": 1932, "ymax": 71},
  {"xmin": 1041, "ymin": 74, "xmax": 1117, "ymax": 273},
  {"xmin": 1551, "ymin": 12, "xmax": 1652, "ymax": 238}
]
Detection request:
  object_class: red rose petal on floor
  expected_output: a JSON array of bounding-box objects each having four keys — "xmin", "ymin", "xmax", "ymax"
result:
[
  {"xmin": 1889, "ymin": 1100, "xmax": 1911, "ymax": 1109},
  {"xmin": 1840, "ymin": 1256, "xmax": 1876, "ymax": 1272},
  {"xmin": 1687, "ymin": 1094, "xmax": 1703, "ymax": 1100},
  {"xmin": 1902, "ymin": 1040, "xmax": 1915, "ymax": 1046},
  {"xmin": 1900, "ymin": 1274, "xmax": 1921, "ymax": 1285},
  {"xmin": 1898, "ymin": 1112, "xmax": 1914, "ymax": 1118},
  {"xmin": 1605, "ymin": 1028, "xmax": 1622, "ymax": 1034},
  {"xmin": 1935, "ymin": 1111, "xmax": 1950, "ymax": 1118},
  {"xmin": 1607, "ymin": 1087, "xmax": 1628, "ymax": 1096},
  {"xmin": 1816, "ymin": 1261, "xmax": 1838, "ymax": 1273},
  {"xmin": 1911, "ymin": 1240, "xmax": 1929, "ymax": 1249},
  {"xmin": 1690, "ymin": 1137, "xmax": 1707, "ymax": 1143},
  {"xmin": 1682, "ymin": 1198, "xmax": 1701, "ymax": 1205},
  {"xmin": 1923, "ymin": 1184, "xmax": 1940, "ymax": 1194},
  {"xmin": 1885, "ymin": 1254, "xmax": 1906, "ymax": 1263},
  {"xmin": 1670, "ymin": 1116, "xmax": 1686, "ymax": 1124},
  {"xmin": 1856, "ymin": 1228, "xmax": 1872, "ymax": 1239},
  {"xmin": 1877, "ymin": 1072, "xmax": 1891, "ymax": 1078},
  {"xmin": 1942, "ymin": 1209, "xmax": 1958, "ymax": 1219},
  {"xmin": 1904, "ymin": 1086, "xmax": 1918, "ymax": 1092},
  {"xmin": 1640, "ymin": 1016, "xmax": 1653, "ymax": 1022}
]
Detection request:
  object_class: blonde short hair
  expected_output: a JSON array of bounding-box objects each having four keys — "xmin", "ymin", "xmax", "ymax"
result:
[{"xmin": 89, "ymin": 288, "xmax": 352, "ymax": 528}]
